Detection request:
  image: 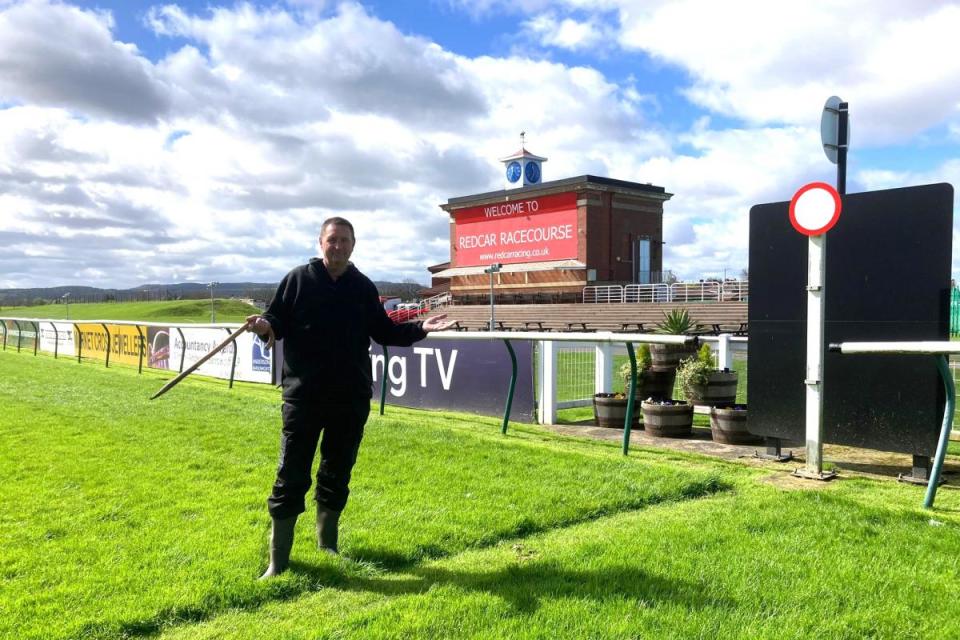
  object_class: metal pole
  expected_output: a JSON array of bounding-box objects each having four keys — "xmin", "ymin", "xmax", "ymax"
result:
[
  {"xmin": 51, "ymin": 322, "xmax": 59, "ymax": 359},
  {"xmin": 227, "ymin": 328, "xmax": 238, "ymax": 389},
  {"xmin": 837, "ymin": 102, "xmax": 848, "ymax": 196},
  {"xmin": 489, "ymin": 270, "xmax": 495, "ymax": 331},
  {"xmin": 799, "ymin": 234, "xmax": 834, "ymax": 479},
  {"xmin": 924, "ymin": 355, "xmax": 956, "ymax": 509},
  {"xmin": 135, "ymin": 325, "xmax": 145, "ymax": 374},
  {"xmin": 176, "ymin": 327, "xmax": 186, "ymax": 372},
  {"xmin": 1, "ymin": 320, "xmax": 6, "ymax": 350},
  {"xmin": 32, "ymin": 321, "xmax": 38, "ymax": 356},
  {"xmin": 76, "ymin": 323, "xmax": 82, "ymax": 363},
  {"xmin": 501, "ymin": 338, "xmax": 517, "ymax": 434},
  {"xmin": 101, "ymin": 323, "xmax": 111, "ymax": 368},
  {"xmin": 13, "ymin": 320, "xmax": 21, "ymax": 353},
  {"xmin": 379, "ymin": 345, "xmax": 388, "ymax": 415},
  {"xmin": 623, "ymin": 342, "xmax": 637, "ymax": 455}
]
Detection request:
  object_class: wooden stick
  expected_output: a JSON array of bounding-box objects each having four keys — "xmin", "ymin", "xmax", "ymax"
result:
[{"xmin": 150, "ymin": 322, "xmax": 251, "ymax": 400}]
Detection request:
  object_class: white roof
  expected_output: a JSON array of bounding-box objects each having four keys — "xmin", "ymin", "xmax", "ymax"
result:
[{"xmin": 432, "ymin": 259, "xmax": 586, "ymax": 278}]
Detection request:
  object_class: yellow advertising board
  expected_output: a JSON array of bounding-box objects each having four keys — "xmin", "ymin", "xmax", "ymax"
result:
[{"xmin": 74, "ymin": 324, "xmax": 144, "ymax": 366}]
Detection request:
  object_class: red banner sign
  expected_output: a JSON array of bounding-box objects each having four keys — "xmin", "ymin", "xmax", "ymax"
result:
[{"xmin": 453, "ymin": 192, "xmax": 578, "ymax": 267}]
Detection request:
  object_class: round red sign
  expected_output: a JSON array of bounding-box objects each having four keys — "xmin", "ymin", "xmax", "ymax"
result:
[{"xmin": 789, "ymin": 182, "xmax": 842, "ymax": 236}]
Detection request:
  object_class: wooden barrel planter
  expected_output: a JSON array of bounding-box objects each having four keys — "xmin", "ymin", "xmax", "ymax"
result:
[
  {"xmin": 639, "ymin": 367, "xmax": 676, "ymax": 401},
  {"xmin": 709, "ymin": 404, "xmax": 760, "ymax": 444},
  {"xmin": 649, "ymin": 343, "xmax": 697, "ymax": 371},
  {"xmin": 641, "ymin": 400, "xmax": 693, "ymax": 437},
  {"xmin": 593, "ymin": 393, "xmax": 640, "ymax": 428},
  {"xmin": 685, "ymin": 370, "xmax": 738, "ymax": 407}
]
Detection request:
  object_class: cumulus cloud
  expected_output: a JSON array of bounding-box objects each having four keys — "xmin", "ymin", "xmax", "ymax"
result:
[{"xmin": 0, "ymin": 0, "xmax": 170, "ymax": 122}]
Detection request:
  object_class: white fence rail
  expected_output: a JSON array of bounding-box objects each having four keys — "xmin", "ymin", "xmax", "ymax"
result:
[{"xmin": 584, "ymin": 280, "xmax": 749, "ymax": 304}]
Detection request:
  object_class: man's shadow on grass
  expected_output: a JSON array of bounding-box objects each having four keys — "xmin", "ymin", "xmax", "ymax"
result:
[{"xmin": 292, "ymin": 556, "xmax": 734, "ymax": 615}]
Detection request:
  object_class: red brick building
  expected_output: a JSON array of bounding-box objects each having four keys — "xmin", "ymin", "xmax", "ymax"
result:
[{"xmin": 430, "ymin": 161, "xmax": 672, "ymax": 302}]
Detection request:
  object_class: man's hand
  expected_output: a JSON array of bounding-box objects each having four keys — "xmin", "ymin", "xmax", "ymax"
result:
[
  {"xmin": 422, "ymin": 313, "xmax": 456, "ymax": 333},
  {"xmin": 246, "ymin": 314, "xmax": 276, "ymax": 350}
]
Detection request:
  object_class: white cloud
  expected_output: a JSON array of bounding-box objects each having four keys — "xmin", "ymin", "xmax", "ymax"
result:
[{"xmin": 523, "ymin": 13, "xmax": 607, "ymax": 51}]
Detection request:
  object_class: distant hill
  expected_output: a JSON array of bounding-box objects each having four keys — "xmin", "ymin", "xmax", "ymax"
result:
[{"xmin": 0, "ymin": 279, "xmax": 427, "ymax": 306}]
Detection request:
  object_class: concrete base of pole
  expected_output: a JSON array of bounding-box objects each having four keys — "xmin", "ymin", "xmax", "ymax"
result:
[
  {"xmin": 792, "ymin": 468, "xmax": 838, "ymax": 481},
  {"xmin": 897, "ymin": 473, "xmax": 945, "ymax": 487}
]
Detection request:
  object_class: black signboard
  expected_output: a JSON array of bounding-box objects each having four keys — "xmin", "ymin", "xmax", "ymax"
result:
[
  {"xmin": 748, "ymin": 183, "xmax": 953, "ymax": 455},
  {"xmin": 369, "ymin": 337, "xmax": 536, "ymax": 422}
]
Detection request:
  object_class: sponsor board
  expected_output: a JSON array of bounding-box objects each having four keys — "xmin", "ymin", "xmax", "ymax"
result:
[
  {"xmin": 147, "ymin": 327, "xmax": 170, "ymax": 370},
  {"xmin": 2, "ymin": 320, "xmax": 38, "ymax": 349},
  {"xmin": 39, "ymin": 322, "xmax": 77, "ymax": 356},
  {"xmin": 165, "ymin": 327, "xmax": 273, "ymax": 383},
  {"xmin": 169, "ymin": 327, "xmax": 238, "ymax": 379},
  {"xmin": 74, "ymin": 324, "xmax": 144, "ymax": 365},
  {"xmin": 234, "ymin": 332, "xmax": 273, "ymax": 383},
  {"xmin": 369, "ymin": 337, "xmax": 535, "ymax": 421}
]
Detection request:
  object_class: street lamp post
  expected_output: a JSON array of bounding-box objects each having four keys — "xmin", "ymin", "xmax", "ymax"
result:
[
  {"xmin": 62, "ymin": 292, "xmax": 70, "ymax": 320},
  {"xmin": 207, "ymin": 282, "xmax": 219, "ymax": 323},
  {"xmin": 483, "ymin": 263, "xmax": 502, "ymax": 331}
]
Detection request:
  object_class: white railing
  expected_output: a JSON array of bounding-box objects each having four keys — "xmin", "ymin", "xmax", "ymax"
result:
[
  {"xmin": 669, "ymin": 281, "xmax": 721, "ymax": 302},
  {"xmin": 421, "ymin": 291, "xmax": 451, "ymax": 311},
  {"xmin": 584, "ymin": 280, "xmax": 749, "ymax": 304},
  {"xmin": 624, "ymin": 284, "xmax": 672, "ymax": 303},
  {"xmin": 582, "ymin": 285, "xmax": 623, "ymax": 303}
]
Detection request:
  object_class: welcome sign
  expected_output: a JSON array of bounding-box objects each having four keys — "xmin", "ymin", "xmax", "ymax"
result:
[{"xmin": 453, "ymin": 192, "xmax": 578, "ymax": 267}]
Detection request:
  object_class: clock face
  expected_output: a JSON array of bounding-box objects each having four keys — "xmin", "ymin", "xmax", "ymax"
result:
[
  {"xmin": 506, "ymin": 161, "xmax": 522, "ymax": 183},
  {"xmin": 524, "ymin": 161, "xmax": 541, "ymax": 183}
]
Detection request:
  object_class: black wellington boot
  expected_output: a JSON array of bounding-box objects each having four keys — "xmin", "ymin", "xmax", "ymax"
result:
[
  {"xmin": 259, "ymin": 515, "xmax": 298, "ymax": 579},
  {"xmin": 316, "ymin": 505, "xmax": 341, "ymax": 554}
]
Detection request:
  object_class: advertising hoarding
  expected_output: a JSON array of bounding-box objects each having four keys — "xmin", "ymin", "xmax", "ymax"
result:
[
  {"xmin": 74, "ymin": 324, "xmax": 143, "ymax": 365},
  {"xmin": 369, "ymin": 337, "xmax": 535, "ymax": 422},
  {"xmin": 39, "ymin": 322, "xmax": 76, "ymax": 356},
  {"xmin": 453, "ymin": 192, "xmax": 578, "ymax": 267}
]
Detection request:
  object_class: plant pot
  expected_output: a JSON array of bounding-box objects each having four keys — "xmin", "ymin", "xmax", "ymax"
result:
[
  {"xmin": 639, "ymin": 367, "xmax": 676, "ymax": 401},
  {"xmin": 709, "ymin": 404, "xmax": 760, "ymax": 444},
  {"xmin": 649, "ymin": 343, "xmax": 698, "ymax": 371},
  {"xmin": 593, "ymin": 393, "xmax": 640, "ymax": 428},
  {"xmin": 685, "ymin": 370, "xmax": 738, "ymax": 407},
  {"xmin": 641, "ymin": 400, "xmax": 693, "ymax": 437}
]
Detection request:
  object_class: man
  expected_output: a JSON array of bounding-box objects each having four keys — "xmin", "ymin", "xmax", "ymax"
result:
[{"xmin": 247, "ymin": 217, "xmax": 453, "ymax": 578}]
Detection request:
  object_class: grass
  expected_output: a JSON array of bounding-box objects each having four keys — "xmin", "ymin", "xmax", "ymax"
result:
[
  {"xmin": 3, "ymin": 348, "xmax": 960, "ymax": 639},
  {"xmin": 0, "ymin": 299, "xmax": 260, "ymax": 323}
]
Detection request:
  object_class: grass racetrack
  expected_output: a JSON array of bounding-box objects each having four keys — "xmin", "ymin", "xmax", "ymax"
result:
[
  {"xmin": 0, "ymin": 299, "xmax": 261, "ymax": 323},
  {"xmin": 3, "ymin": 348, "xmax": 960, "ymax": 639}
]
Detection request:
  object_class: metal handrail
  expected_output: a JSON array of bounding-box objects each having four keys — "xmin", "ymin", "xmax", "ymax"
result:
[
  {"xmin": 582, "ymin": 285, "xmax": 623, "ymax": 303},
  {"xmin": 830, "ymin": 340, "xmax": 958, "ymax": 509}
]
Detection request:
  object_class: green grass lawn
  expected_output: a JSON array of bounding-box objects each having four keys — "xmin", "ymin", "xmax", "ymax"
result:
[
  {"xmin": 3, "ymin": 349, "xmax": 960, "ymax": 639},
  {"xmin": 0, "ymin": 299, "xmax": 260, "ymax": 323}
]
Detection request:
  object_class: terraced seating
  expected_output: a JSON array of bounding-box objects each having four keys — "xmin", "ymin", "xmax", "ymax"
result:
[{"xmin": 418, "ymin": 302, "xmax": 748, "ymax": 334}]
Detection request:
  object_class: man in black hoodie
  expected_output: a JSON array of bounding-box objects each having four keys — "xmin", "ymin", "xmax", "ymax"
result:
[{"xmin": 247, "ymin": 217, "xmax": 453, "ymax": 578}]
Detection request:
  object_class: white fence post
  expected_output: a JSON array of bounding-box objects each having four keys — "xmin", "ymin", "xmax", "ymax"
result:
[
  {"xmin": 595, "ymin": 343, "xmax": 612, "ymax": 394},
  {"xmin": 717, "ymin": 333, "xmax": 733, "ymax": 370},
  {"xmin": 538, "ymin": 340, "xmax": 557, "ymax": 424}
]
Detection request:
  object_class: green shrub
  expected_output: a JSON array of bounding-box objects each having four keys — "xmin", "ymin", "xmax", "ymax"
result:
[{"xmin": 656, "ymin": 308, "xmax": 695, "ymax": 334}]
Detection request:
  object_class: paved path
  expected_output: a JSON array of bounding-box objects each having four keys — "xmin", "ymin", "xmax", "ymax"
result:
[{"xmin": 544, "ymin": 421, "xmax": 960, "ymax": 484}]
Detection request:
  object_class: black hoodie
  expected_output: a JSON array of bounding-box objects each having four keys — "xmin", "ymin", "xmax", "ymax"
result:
[{"xmin": 262, "ymin": 258, "xmax": 426, "ymax": 402}]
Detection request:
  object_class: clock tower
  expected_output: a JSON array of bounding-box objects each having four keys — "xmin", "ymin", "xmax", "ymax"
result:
[{"xmin": 499, "ymin": 133, "xmax": 547, "ymax": 190}]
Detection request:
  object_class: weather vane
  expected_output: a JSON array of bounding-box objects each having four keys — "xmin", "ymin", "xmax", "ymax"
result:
[{"xmin": 520, "ymin": 131, "xmax": 526, "ymax": 148}]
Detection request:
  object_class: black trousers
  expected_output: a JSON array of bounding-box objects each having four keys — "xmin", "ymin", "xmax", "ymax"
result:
[{"xmin": 267, "ymin": 397, "xmax": 370, "ymax": 519}]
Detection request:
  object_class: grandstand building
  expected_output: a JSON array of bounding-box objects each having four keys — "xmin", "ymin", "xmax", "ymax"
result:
[{"xmin": 427, "ymin": 146, "xmax": 672, "ymax": 304}]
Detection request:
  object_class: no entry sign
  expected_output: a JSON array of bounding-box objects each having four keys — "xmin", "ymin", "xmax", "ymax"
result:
[{"xmin": 789, "ymin": 182, "xmax": 842, "ymax": 236}]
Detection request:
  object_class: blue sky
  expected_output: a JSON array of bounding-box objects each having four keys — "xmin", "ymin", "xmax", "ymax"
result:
[{"xmin": 1, "ymin": 0, "xmax": 959, "ymax": 288}]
